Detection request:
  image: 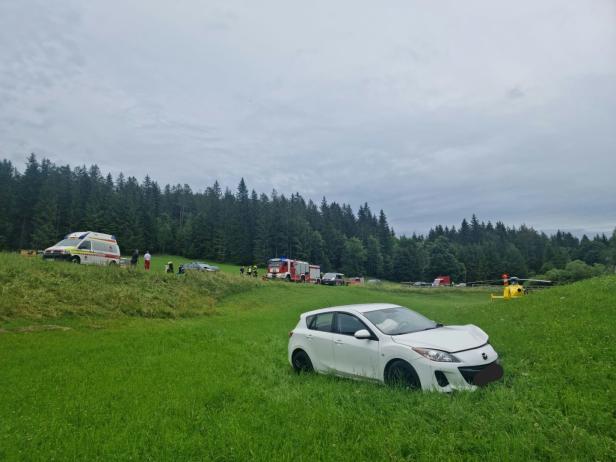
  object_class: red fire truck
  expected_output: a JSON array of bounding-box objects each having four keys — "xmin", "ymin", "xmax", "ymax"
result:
[
  {"xmin": 267, "ymin": 258, "xmax": 321, "ymax": 283},
  {"xmin": 432, "ymin": 275, "xmax": 452, "ymax": 287}
]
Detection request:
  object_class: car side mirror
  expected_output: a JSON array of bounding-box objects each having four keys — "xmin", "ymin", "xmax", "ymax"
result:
[{"xmin": 354, "ymin": 329, "xmax": 371, "ymax": 339}]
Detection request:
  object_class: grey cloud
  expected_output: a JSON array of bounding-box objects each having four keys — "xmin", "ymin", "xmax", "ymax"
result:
[
  {"xmin": 1, "ymin": 0, "xmax": 615, "ymax": 237},
  {"xmin": 507, "ymin": 87, "xmax": 525, "ymax": 99}
]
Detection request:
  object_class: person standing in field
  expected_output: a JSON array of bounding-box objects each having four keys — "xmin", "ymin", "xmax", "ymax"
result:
[
  {"xmin": 247, "ymin": 265, "xmax": 252, "ymax": 277},
  {"xmin": 144, "ymin": 250, "xmax": 151, "ymax": 270},
  {"xmin": 130, "ymin": 249, "xmax": 139, "ymax": 268},
  {"xmin": 240, "ymin": 266, "xmax": 244, "ymax": 276}
]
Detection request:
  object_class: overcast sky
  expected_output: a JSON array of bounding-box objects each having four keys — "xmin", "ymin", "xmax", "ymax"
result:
[{"xmin": 1, "ymin": 0, "xmax": 615, "ymax": 237}]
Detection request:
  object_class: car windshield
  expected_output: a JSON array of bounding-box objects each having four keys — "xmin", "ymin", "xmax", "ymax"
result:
[
  {"xmin": 363, "ymin": 306, "xmax": 437, "ymax": 335},
  {"xmin": 54, "ymin": 238, "xmax": 80, "ymax": 247},
  {"xmin": 268, "ymin": 260, "xmax": 281, "ymax": 268},
  {"xmin": 323, "ymin": 273, "xmax": 336, "ymax": 279}
]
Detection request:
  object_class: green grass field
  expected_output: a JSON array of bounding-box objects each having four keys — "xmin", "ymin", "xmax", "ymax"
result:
[{"xmin": 0, "ymin": 253, "xmax": 614, "ymax": 460}]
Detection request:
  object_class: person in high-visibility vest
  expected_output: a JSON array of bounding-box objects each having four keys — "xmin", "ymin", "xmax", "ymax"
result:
[
  {"xmin": 253, "ymin": 265, "xmax": 258, "ymax": 278},
  {"xmin": 247, "ymin": 266, "xmax": 252, "ymax": 276}
]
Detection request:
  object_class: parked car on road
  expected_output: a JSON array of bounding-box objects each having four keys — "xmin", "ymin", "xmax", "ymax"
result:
[
  {"xmin": 321, "ymin": 272, "xmax": 346, "ymax": 286},
  {"xmin": 288, "ymin": 303, "xmax": 503, "ymax": 392},
  {"xmin": 181, "ymin": 262, "xmax": 220, "ymax": 272}
]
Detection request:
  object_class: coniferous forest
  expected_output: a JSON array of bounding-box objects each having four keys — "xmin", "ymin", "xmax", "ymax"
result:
[{"xmin": 1, "ymin": 155, "xmax": 614, "ymax": 282}]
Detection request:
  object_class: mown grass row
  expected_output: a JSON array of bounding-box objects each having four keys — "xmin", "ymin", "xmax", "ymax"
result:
[{"xmin": 0, "ymin": 253, "xmax": 259, "ymax": 320}]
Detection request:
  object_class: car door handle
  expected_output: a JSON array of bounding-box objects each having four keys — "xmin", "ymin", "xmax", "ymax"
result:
[
  {"xmin": 306, "ymin": 334, "xmax": 313, "ymax": 340},
  {"xmin": 334, "ymin": 339, "xmax": 344, "ymax": 344}
]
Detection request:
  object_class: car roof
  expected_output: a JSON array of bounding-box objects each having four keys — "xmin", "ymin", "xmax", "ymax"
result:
[
  {"xmin": 301, "ymin": 303, "xmax": 401, "ymax": 317},
  {"xmin": 65, "ymin": 231, "xmax": 116, "ymax": 241}
]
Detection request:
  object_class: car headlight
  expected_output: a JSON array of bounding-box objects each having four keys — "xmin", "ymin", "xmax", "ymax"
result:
[{"xmin": 412, "ymin": 347, "xmax": 460, "ymax": 363}]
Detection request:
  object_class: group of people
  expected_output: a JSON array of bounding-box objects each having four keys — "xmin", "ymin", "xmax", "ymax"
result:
[
  {"xmin": 130, "ymin": 249, "xmax": 178, "ymax": 274},
  {"xmin": 130, "ymin": 249, "xmax": 152, "ymax": 270},
  {"xmin": 240, "ymin": 265, "xmax": 259, "ymax": 278},
  {"xmin": 130, "ymin": 252, "xmax": 260, "ymax": 278}
]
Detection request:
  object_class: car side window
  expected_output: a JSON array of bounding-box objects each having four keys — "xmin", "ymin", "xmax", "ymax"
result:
[
  {"xmin": 78, "ymin": 240, "xmax": 91, "ymax": 250},
  {"xmin": 335, "ymin": 313, "xmax": 369, "ymax": 336},
  {"xmin": 92, "ymin": 241, "xmax": 109, "ymax": 252},
  {"xmin": 308, "ymin": 312, "xmax": 334, "ymax": 332}
]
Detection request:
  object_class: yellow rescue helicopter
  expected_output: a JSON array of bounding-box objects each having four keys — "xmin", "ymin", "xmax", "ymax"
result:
[{"xmin": 490, "ymin": 273, "xmax": 552, "ymax": 301}]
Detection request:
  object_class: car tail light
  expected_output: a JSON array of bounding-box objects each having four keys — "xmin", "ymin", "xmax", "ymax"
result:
[{"xmin": 288, "ymin": 330, "xmax": 294, "ymax": 338}]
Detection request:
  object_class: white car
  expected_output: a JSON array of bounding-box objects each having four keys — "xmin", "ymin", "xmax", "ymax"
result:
[{"xmin": 288, "ymin": 303, "xmax": 503, "ymax": 392}]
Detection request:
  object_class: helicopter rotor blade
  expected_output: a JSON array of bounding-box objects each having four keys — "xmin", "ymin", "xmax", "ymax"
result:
[
  {"xmin": 466, "ymin": 279, "xmax": 504, "ymax": 285},
  {"xmin": 516, "ymin": 278, "xmax": 552, "ymax": 283}
]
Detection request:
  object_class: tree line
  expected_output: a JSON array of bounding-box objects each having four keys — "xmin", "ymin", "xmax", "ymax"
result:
[{"xmin": 1, "ymin": 154, "xmax": 615, "ymax": 282}]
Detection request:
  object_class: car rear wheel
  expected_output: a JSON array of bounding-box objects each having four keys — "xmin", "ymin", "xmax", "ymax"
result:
[
  {"xmin": 70, "ymin": 256, "xmax": 80, "ymax": 264},
  {"xmin": 292, "ymin": 350, "xmax": 314, "ymax": 373},
  {"xmin": 385, "ymin": 360, "xmax": 421, "ymax": 389}
]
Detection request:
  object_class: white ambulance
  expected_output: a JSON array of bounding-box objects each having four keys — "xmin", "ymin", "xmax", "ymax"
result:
[{"xmin": 43, "ymin": 231, "xmax": 121, "ymax": 266}]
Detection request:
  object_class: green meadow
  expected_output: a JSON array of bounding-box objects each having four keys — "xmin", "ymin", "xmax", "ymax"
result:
[{"xmin": 0, "ymin": 253, "xmax": 614, "ymax": 460}]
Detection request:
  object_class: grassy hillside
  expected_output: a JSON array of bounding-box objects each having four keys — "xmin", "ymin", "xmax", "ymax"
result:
[
  {"xmin": 0, "ymin": 253, "xmax": 614, "ymax": 460},
  {"xmin": 0, "ymin": 253, "xmax": 258, "ymax": 319},
  {"xmin": 142, "ymin": 254, "xmax": 245, "ymax": 275}
]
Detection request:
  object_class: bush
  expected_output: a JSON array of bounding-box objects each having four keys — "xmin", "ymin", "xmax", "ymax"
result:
[{"xmin": 543, "ymin": 260, "xmax": 607, "ymax": 284}]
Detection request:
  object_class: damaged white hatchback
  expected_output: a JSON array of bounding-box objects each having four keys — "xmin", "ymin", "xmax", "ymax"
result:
[{"xmin": 288, "ymin": 303, "xmax": 503, "ymax": 391}]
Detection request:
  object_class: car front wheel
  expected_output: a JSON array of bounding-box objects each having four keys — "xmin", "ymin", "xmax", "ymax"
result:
[
  {"xmin": 292, "ymin": 350, "xmax": 314, "ymax": 373},
  {"xmin": 385, "ymin": 360, "xmax": 421, "ymax": 389}
]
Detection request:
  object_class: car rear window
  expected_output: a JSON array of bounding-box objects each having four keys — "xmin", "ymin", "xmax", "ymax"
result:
[{"xmin": 307, "ymin": 312, "xmax": 334, "ymax": 332}]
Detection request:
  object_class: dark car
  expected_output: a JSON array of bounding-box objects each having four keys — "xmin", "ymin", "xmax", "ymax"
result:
[
  {"xmin": 181, "ymin": 262, "xmax": 220, "ymax": 272},
  {"xmin": 321, "ymin": 272, "xmax": 346, "ymax": 286}
]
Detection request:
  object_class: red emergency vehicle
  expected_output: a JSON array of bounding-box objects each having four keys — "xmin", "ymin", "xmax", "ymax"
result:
[
  {"xmin": 432, "ymin": 275, "xmax": 452, "ymax": 286},
  {"xmin": 267, "ymin": 258, "xmax": 321, "ymax": 283}
]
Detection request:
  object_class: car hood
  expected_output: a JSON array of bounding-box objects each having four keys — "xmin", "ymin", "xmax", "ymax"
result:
[
  {"xmin": 391, "ymin": 325, "xmax": 488, "ymax": 352},
  {"xmin": 44, "ymin": 245, "xmax": 73, "ymax": 252}
]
